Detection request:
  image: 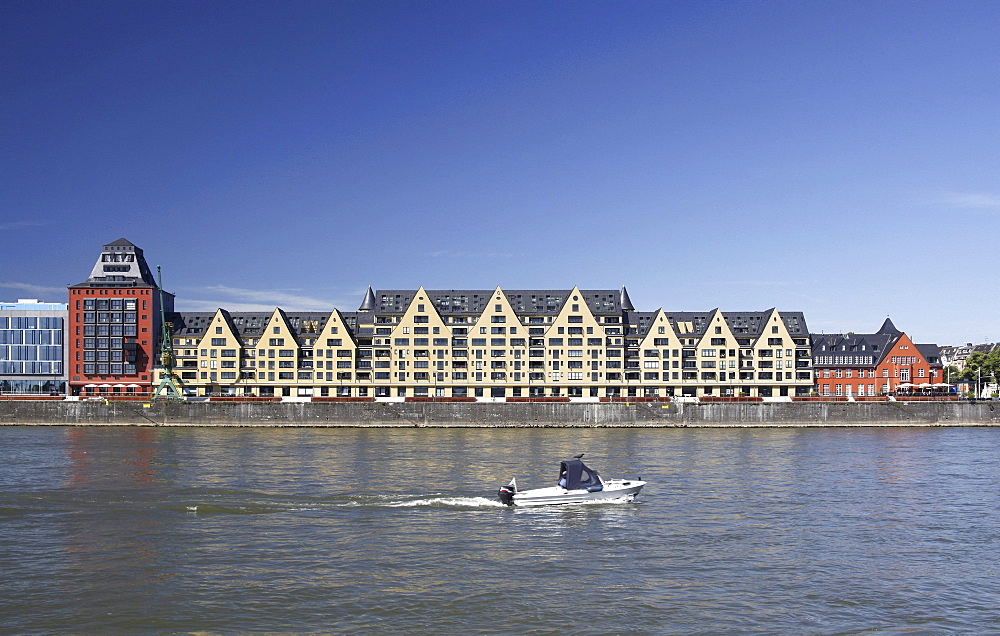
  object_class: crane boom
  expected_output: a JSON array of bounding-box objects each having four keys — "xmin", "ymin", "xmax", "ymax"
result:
[{"xmin": 151, "ymin": 265, "xmax": 184, "ymax": 400}]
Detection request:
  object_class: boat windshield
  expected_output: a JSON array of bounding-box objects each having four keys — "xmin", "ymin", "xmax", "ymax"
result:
[{"xmin": 559, "ymin": 459, "xmax": 602, "ymax": 490}]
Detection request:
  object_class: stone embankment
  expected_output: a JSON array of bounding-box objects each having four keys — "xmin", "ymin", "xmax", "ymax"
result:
[{"xmin": 0, "ymin": 400, "xmax": 997, "ymax": 427}]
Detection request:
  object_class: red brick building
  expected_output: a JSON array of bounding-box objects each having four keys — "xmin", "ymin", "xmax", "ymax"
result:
[
  {"xmin": 67, "ymin": 239, "xmax": 173, "ymax": 397},
  {"xmin": 811, "ymin": 318, "xmax": 943, "ymax": 397}
]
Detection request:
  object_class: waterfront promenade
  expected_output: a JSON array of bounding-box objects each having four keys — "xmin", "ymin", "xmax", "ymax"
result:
[{"xmin": 1, "ymin": 400, "xmax": 996, "ymax": 427}]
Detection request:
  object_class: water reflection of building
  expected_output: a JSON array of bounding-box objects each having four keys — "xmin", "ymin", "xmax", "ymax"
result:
[
  {"xmin": 60, "ymin": 427, "xmax": 167, "ymax": 619},
  {"xmin": 0, "ymin": 298, "xmax": 68, "ymax": 395},
  {"xmin": 65, "ymin": 427, "xmax": 161, "ymax": 486}
]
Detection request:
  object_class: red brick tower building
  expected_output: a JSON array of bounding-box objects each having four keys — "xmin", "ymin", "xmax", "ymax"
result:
[{"xmin": 67, "ymin": 239, "xmax": 173, "ymax": 397}]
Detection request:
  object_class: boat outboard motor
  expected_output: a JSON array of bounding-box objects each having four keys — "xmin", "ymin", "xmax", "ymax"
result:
[{"xmin": 497, "ymin": 479, "xmax": 517, "ymax": 505}]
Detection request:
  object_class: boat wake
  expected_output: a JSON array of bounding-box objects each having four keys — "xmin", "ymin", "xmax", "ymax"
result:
[
  {"xmin": 176, "ymin": 493, "xmax": 508, "ymax": 514},
  {"xmin": 385, "ymin": 496, "xmax": 507, "ymax": 508}
]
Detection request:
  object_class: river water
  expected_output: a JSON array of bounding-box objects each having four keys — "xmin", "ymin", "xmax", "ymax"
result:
[{"xmin": 1, "ymin": 426, "xmax": 998, "ymax": 634}]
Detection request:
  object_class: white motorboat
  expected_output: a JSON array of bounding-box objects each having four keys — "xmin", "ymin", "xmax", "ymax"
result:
[{"xmin": 497, "ymin": 454, "xmax": 646, "ymax": 507}]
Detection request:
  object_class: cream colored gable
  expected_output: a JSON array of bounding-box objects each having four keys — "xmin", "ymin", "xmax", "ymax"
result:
[
  {"xmin": 750, "ymin": 309, "xmax": 797, "ymax": 380},
  {"xmin": 753, "ymin": 310, "xmax": 794, "ymax": 351},
  {"xmin": 317, "ymin": 309, "xmax": 357, "ymax": 348},
  {"xmin": 392, "ymin": 286, "xmax": 450, "ymax": 336},
  {"xmin": 259, "ymin": 308, "xmax": 299, "ymax": 351},
  {"xmin": 468, "ymin": 286, "xmax": 523, "ymax": 338},
  {"xmin": 637, "ymin": 309, "xmax": 679, "ymax": 349},
  {"xmin": 546, "ymin": 286, "xmax": 603, "ymax": 336},
  {"xmin": 196, "ymin": 310, "xmax": 241, "ymax": 350},
  {"xmin": 692, "ymin": 310, "xmax": 736, "ymax": 351},
  {"xmin": 696, "ymin": 310, "xmax": 739, "ymax": 380},
  {"xmin": 461, "ymin": 287, "xmax": 528, "ymax": 384}
]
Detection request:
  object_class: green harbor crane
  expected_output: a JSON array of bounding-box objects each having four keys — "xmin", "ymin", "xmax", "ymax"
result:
[{"xmin": 152, "ymin": 266, "xmax": 184, "ymax": 400}]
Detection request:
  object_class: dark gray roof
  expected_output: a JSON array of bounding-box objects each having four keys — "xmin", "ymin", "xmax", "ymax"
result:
[
  {"xmin": 667, "ymin": 312, "xmax": 713, "ymax": 339},
  {"xmin": 338, "ymin": 311, "xmax": 360, "ymax": 333},
  {"xmin": 779, "ymin": 312, "xmax": 809, "ymax": 335},
  {"xmin": 625, "ymin": 311, "xmax": 658, "ymax": 337},
  {"xmin": 810, "ymin": 331, "xmax": 899, "ymax": 366},
  {"xmin": 167, "ymin": 310, "xmax": 332, "ymax": 342},
  {"xmin": 878, "ymin": 317, "xmax": 902, "ymax": 335},
  {"xmin": 620, "ymin": 286, "xmax": 635, "ymax": 312},
  {"xmin": 370, "ymin": 289, "xmax": 625, "ymax": 317},
  {"xmin": 721, "ymin": 310, "xmax": 810, "ymax": 339},
  {"xmin": 358, "ymin": 286, "xmax": 376, "ymax": 311},
  {"xmin": 915, "ymin": 343, "xmax": 943, "ymax": 366},
  {"xmin": 723, "ymin": 311, "xmax": 769, "ymax": 337}
]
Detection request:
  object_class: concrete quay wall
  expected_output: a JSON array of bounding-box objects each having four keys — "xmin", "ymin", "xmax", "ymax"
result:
[{"xmin": 0, "ymin": 400, "xmax": 997, "ymax": 427}]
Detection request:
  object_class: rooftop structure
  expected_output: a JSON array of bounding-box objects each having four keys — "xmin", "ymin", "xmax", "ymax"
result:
[
  {"xmin": 1, "ymin": 299, "xmax": 69, "ymax": 311},
  {"xmin": 72, "ymin": 238, "xmax": 157, "ymax": 288}
]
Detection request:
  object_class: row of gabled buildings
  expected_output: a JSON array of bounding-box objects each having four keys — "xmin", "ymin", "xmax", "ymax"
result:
[{"xmin": 0, "ymin": 238, "xmax": 946, "ymax": 399}]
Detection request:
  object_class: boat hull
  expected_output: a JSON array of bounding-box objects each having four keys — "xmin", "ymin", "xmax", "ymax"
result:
[{"xmin": 507, "ymin": 480, "xmax": 645, "ymax": 507}]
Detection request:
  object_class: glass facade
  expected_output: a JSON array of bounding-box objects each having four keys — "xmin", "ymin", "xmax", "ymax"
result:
[
  {"xmin": 0, "ymin": 316, "xmax": 64, "ymax": 374},
  {"xmin": 0, "ymin": 301, "xmax": 68, "ymax": 394}
]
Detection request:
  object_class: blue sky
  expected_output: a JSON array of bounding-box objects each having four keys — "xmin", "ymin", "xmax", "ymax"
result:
[{"xmin": 2, "ymin": 0, "xmax": 997, "ymax": 346}]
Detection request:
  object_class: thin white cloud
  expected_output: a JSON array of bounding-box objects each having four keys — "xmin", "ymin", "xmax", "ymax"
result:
[
  {"xmin": 175, "ymin": 299, "xmax": 280, "ymax": 312},
  {"xmin": 0, "ymin": 281, "xmax": 67, "ymax": 297},
  {"xmin": 939, "ymin": 192, "xmax": 1000, "ymax": 210},
  {"xmin": 176, "ymin": 285, "xmax": 341, "ymax": 311}
]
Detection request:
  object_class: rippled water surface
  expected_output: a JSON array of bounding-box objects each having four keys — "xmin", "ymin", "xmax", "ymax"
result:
[{"xmin": 1, "ymin": 426, "xmax": 999, "ymax": 633}]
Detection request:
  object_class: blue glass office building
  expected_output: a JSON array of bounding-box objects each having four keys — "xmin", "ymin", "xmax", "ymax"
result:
[{"xmin": 0, "ymin": 299, "xmax": 68, "ymax": 395}]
